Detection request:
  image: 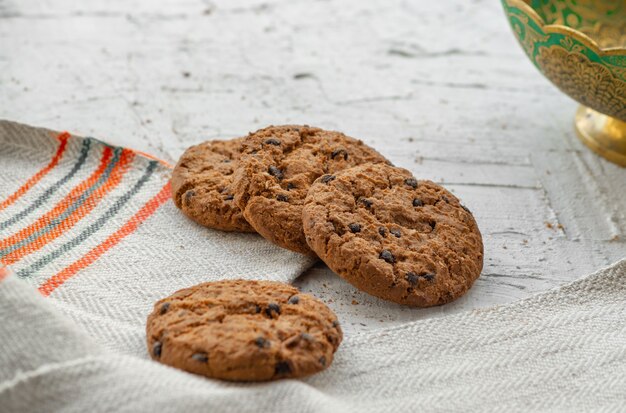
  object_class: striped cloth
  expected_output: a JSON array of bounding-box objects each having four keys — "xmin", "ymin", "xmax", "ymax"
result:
[
  {"xmin": 0, "ymin": 120, "xmax": 315, "ymax": 354},
  {"xmin": 2, "ymin": 120, "xmax": 626, "ymax": 412}
]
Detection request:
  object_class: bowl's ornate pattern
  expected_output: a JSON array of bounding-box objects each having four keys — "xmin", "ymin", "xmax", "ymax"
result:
[
  {"xmin": 537, "ymin": 45, "xmax": 626, "ymax": 121},
  {"xmin": 531, "ymin": 0, "xmax": 626, "ymax": 49},
  {"xmin": 502, "ymin": 0, "xmax": 626, "ymax": 122}
]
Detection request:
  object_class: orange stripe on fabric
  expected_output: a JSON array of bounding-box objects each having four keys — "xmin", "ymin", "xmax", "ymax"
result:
[
  {"xmin": 0, "ymin": 132, "xmax": 70, "ymax": 212},
  {"xmin": 0, "ymin": 267, "xmax": 9, "ymax": 282},
  {"xmin": 0, "ymin": 149, "xmax": 135, "ymax": 266},
  {"xmin": 39, "ymin": 182, "xmax": 171, "ymax": 296},
  {"xmin": 0, "ymin": 147, "xmax": 114, "ymax": 253}
]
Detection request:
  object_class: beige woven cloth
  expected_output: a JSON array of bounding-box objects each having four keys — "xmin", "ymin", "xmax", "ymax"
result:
[
  {"xmin": 3, "ymin": 259, "xmax": 626, "ymax": 412},
  {"xmin": 1, "ymin": 121, "xmax": 626, "ymax": 412}
]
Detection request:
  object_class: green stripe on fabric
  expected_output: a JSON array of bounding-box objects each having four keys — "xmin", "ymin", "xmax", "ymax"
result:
[
  {"xmin": 17, "ymin": 161, "xmax": 158, "ymax": 278},
  {"xmin": 0, "ymin": 139, "xmax": 92, "ymax": 231},
  {"xmin": 0, "ymin": 147, "xmax": 122, "ymax": 258}
]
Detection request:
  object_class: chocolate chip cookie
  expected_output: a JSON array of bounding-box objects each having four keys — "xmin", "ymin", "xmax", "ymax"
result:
[
  {"xmin": 146, "ymin": 279, "xmax": 342, "ymax": 381},
  {"xmin": 302, "ymin": 163, "xmax": 483, "ymax": 307},
  {"xmin": 171, "ymin": 138, "xmax": 254, "ymax": 232},
  {"xmin": 232, "ymin": 125, "xmax": 388, "ymax": 255}
]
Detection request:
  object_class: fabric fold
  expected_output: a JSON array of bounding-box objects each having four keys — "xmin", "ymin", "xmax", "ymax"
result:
[
  {"xmin": 2, "ymin": 259, "xmax": 626, "ymax": 412},
  {"xmin": 2, "ymin": 120, "xmax": 626, "ymax": 412}
]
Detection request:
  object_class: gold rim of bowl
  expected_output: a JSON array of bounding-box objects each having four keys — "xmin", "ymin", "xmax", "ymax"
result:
[{"xmin": 508, "ymin": 0, "xmax": 626, "ymax": 55}]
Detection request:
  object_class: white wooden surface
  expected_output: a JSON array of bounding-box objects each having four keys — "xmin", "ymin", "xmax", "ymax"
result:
[{"xmin": 1, "ymin": 0, "xmax": 625, "ymax": 332}]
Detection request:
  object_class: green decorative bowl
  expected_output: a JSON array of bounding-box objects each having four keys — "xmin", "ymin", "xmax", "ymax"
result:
[{"xmin": 501, "ymin": 0, "xmax": 626, "ymax": 166}]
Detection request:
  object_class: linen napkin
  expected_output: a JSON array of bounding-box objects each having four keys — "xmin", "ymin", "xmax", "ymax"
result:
[{"xmin": 2, "ymin": 120, "xmax": 626, "ymax": 412}]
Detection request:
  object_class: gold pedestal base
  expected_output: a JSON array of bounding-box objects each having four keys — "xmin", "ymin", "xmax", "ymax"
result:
[{"xmin": 575, "ymin": 106, "xmax": 626, "ymax": 167}]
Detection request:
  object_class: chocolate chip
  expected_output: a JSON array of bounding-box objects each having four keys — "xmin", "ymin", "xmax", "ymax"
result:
[
  {"xmin": 152, "ymin": 341, "xmax": 162, "ymax": 358},
  {"xmin": 276, "ymin": 194, "xmax": 289, "ymax": 202},
  {"xmin": 348, "ymin": 223, "xmax": 361, "ymax": 233},
  {"xmin": 269, "ymin": 303, "xmax": 281, "ymax": 312},
  {"xmin": 255, "ymin": 305, "xmax": 261, "ymax": 314},
  {"xmin": 319, "ymin": 356, "xmax": 327, "ymax": 366},
  {"xmin": 275, "ymin": 361, "xmax": 292, "ymax": 375},
  {"xmin": 326, "ymin": 333, "xmax": 340, "ymax": 347},
  {"xmin": 332, "ymin": 320, "xmax": 340, "ymax": 328},
  {"xmin": 301, "ymin": 333, "xmax": 314, "ymax": 342},
  {"xmin": 191, "ymin": 353, "xmax": 208, "ymax": 363},
  {"xmin": 378, "ymin": 227, "xmax": 387, "ymax": 237},
  {"xmin": 265, "ymin": 303, "xmax": 281, "ymax": 317},
  {"xmin": 287, "ymin": 182, "xmax": 296, "ymax": 190},
  {"xmin": 390, "ymin": 228, "xmax": 401, "ymax": 238},
  {"xmin": 221, "ymin": 159, "xmax": 231, "ymax": 163},
  {"xmin": 255, "ymin": 336, "xmax": 269, "ymax": 348},
  {"xmin": 321, "ymin": 174, "xmax": 335, "ymax": 184},
  {"xmin": 288, "ymin": 295, "xmax": 300, "ymax": 304},
  {"xmin": 224, "ymin": 194, "xmax": 234, "ymax": 201},
  {"xmin": 379, "ymin": 249, "xmax": 395, "ymax": 264},
  {"xmin": 360, "ymin": 198, "xmax": 373, "ymax": 208},
  {"xmin": 265, "ymin": 138, "xmax": 281, "ymax": 146},
  {"xmin": 184, "ymin": 190, "xmax": 195, "ymax": 204},
  {"xmin": 406, "ymin": 272, "xmax": 435, "ymax": 283},
  {"xmin": 159, "ymin": 302, "xmax": 170, "ymax": 315},
  {"xmin": 412, "ymin": 198, "xmax": 424, "ymax": 207},
  {"xmin": 268, "ymin": 165, "xmax": 284, "ymax": 180},
  {"xmin": 442, "ymin": 196, "xmax": 450, "ymax": 203},
  {"xmin": 423, "ymin": 273, "xmax": 435, "ymax": 282},
  {"xmin": 404, "ymin": 178, "xmax": 418, "ymax": 189},
  {"xmin": 331, "ymin": 149, "xmax": 348, "ymax": 161},
  {"xmin": 461, "ymin": 205, "xmax": 472, "ymax": 214}
]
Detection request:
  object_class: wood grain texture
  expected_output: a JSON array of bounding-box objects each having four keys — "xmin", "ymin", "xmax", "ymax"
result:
[{"xmin": 1, "ymin": 0, "xmax": 624, "ymax": 332}]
